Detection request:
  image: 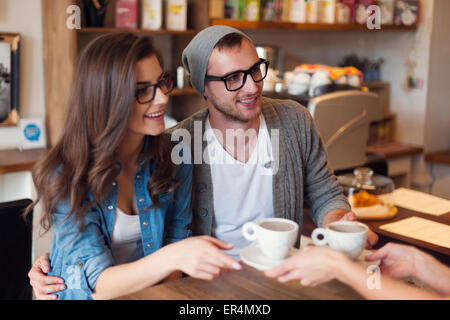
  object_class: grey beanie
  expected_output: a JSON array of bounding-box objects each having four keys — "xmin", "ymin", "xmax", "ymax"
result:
[{"xmin": 182, "ymin": 25, "xmax": 252, "ymax": 96}]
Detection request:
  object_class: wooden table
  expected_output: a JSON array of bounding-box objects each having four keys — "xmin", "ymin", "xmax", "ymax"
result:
[
  {"xmin": 119, "ymin": 263, "xmax": 362, "ymax": 300},
  {"xmin": 365, "ymin": 207, "xmax": 450, "ymax": 264},
  {"xmin": 0, "ymin": 148, "xmax": 47, "ymax": 175},
  {"xmin": 303, "ymin": 206, "xmax": 450, "ymax": 266}
]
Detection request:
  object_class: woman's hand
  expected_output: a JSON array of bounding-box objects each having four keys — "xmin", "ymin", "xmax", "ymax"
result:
[
  {"xmin": 165, "ymin": 236, "xmax": 242, "ymax": 280},
  {"xmin": 264, "ymin": 246, "xmax": 349, "ymax": 287}
]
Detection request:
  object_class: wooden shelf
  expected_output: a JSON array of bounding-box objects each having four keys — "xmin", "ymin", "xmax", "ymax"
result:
[
  {"xmin": 78, "ymin": 28, "xmax": 199, "ymax": 35},
  {"xmin": 171, "ymin": 87, "xmax": 198, "ymax": 96},
  {"xmin": 425, "ymin": 150, "xmax": 450, "ymax": 166},
  {"xmin": 0, "ymin": 149, "xmax": 47, "ymax": 175},
  {"xmin": 211, "ymin": 19, "xmax": 417, "ymax": 31},
  {"xmin": 366, "ymin": 142, "xmax": 423, "ymax": 160},
  {"xmin": 374, "ymin": 113, "xmax": 396, "ymax": 122}
]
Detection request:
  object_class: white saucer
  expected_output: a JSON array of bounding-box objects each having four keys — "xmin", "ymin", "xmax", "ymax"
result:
[
  {"xmin": 240, "ymin": 245, "xmax": 299, "ymax": 271},
  {"xmin": 240, "ymin": 237, "xmax": 380, "ymax": 271}
]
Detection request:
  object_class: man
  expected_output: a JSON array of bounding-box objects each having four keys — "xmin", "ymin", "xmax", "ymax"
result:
[{"xmin": 29, "ymin": 26, "xmax": 377, "ymax": 299}]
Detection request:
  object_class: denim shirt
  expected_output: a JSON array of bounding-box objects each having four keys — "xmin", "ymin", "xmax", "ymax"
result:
[{"xmin": 48, "ymin": 158, "xmax": 192, "ymax": 300}]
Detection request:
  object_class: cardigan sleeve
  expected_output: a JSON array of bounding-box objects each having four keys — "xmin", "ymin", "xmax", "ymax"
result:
[{"xmin": 298, "ymin": 106, "xmax": 351, "ymax": 227}]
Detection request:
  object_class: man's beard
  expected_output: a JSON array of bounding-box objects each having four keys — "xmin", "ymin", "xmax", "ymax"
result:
[{"xmin": 209, "ymin": 95, "xmax": 261, "ymax": 123}]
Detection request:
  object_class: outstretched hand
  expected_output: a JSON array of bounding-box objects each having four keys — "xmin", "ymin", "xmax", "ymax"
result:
[
  {"xmin": 264, "ymin": 246, "xmax": 348, "ymax": 287},
  {"xmin": 365, "ymin": 243, "xmax": 419, "ymax": 279},
  {"xmin": 167, "ymin": 236, "xmax": 242, "ymax": 281}
]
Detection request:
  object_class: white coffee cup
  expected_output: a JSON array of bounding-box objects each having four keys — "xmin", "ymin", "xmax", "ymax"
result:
[
  {"xmin": 242, "ymin": 218, "xmax": 299, "ymax": 260},
  {"xmin": 311, "ymin": 221, "xmax": 368, "ymax": 260}
]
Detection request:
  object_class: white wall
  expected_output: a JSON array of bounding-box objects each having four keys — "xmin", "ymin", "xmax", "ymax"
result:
[
  {"xmin": 0, "ymin": 0, "xmax": 50, "ymax": 261},
  {"xmin": 424, "ymin": 0, "xmax": 450, "ymax": 153},
  {"xmin": 0, "ymin": 0, "xmax": 45, "ymax": 150},
  {"xmin": 423, "ymin": 0, "xmax": 450, "ymax": 199}
]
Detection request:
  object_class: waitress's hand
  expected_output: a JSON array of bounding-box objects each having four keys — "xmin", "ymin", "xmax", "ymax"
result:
[
  {"xmin": 166, "ymin": 236, "xmax": 242, "ymax": 280},
  {"xmin": 265, "ymin": 246, "xmax": 349, "ymax": 287},
  {"xmin": 365, "ymin": 242, "xmax": 419, "ymax": 279}
]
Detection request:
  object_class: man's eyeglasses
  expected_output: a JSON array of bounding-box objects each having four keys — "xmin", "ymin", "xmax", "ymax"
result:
[
  {"xmin": 205, "ymin": 58, "xmax": 270, "ymax": 92},
  {"xmin": 135, "ymin": 74, "xmax": 174, "ymax": 104}
]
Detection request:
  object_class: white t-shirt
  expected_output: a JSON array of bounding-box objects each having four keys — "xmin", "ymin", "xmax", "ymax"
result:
[
  {"xmin": 111, "ymin": 208, "xmax": 143, "ymax": 265},
  {"xmin": 205, "ymin": 114, "xmax": 274, "ymax": 260}
]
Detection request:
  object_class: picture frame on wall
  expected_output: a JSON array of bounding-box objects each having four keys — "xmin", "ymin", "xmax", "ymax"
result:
[{"xmin": 0, "ymin": 33, "xmax": 20, "ymax": 127}]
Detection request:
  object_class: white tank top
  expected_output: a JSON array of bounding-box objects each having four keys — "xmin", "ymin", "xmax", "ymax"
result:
[{"xmin": 111, "ymin": 207, "xmax": 143, "ymax": 265}]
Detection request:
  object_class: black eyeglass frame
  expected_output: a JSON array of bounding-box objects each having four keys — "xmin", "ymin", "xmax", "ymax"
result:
[
  {"xmin": 204, "ymin": 58, "xmax": 270, "ymax": 92},
  {"xmin": 135, "ymin": 74, "xmax": 175, "ymax": 104}
]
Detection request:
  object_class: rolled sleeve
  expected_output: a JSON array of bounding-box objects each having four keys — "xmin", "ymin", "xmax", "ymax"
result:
[
  {"xmin": 302, "ymin": 110, "xmax": 351, "ymax": 227},
  {"xmin": 50, "ymin": 202, "xmax": 114, "ymax": 299}
]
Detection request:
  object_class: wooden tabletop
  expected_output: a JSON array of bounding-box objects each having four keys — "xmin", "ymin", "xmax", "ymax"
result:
[
  {"xmin": 0, "ymin": 148, "xmax": 47, "ymax": 175},
  {"xmin": 118, "ymin": 263, "xmax": 362, "ymax": 300},
  {"xmin": 364, "ymin": 207, "xmax": 450, "ymax": 261}
]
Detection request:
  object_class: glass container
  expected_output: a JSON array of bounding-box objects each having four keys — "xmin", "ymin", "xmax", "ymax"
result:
[{"xmin": 337, "ymin": 167, "xmax": 397, "ymax": 220}]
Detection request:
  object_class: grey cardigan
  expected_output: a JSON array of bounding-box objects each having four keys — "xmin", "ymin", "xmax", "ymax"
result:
[{"xmin": 168, "ymin": 96, "xmax": 350, "ymax": 239}]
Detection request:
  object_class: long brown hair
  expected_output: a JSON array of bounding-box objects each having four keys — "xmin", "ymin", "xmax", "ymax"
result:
[{"xmin": 25, "ymin": 33, "xmax": 178, "ymax": 232}]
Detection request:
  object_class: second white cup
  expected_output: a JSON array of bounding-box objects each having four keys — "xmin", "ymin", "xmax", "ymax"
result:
[
  {"xmin": 311, "ymin": 221, "xmax": 368, "ymax": 260},
  {"xmin": 242, "ymin": 218, "xmax": 299, "ymax": 260}
]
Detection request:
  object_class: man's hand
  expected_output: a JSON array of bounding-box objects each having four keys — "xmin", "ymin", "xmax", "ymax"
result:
[
  {"xmin": 28, "ymin": 253, "xmax": 66, "ymax": 300},
  {"xmin": 339, "ymin": 211, "xmax": 378, "ymax": 248},
  {"xmin": 322, "ymin": 210, "xmax": 378, "ymax": 248}
]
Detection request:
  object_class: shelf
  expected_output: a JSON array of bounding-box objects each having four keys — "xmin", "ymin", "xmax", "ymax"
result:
[
  {"xmin": 77, "ymin": 28, "xmax": 199, "ymax": 35},
  {"xmin": 77, "ymin": 21, "xmax": 417, "ymax": 36},
  {"xmin": 0, "ymin": 149, "xmax": 47, "ymax": 175},
  {"xmin": 425, "ymin": 150, "xmax": 450, "ymax": 166},
  {"xmin": 210, "ymin": 19, "xmax": 417, "ymax": 32},
  {"xmin": 366, "ymin": 142, "xmax": 423, "ymax": 160},
  {"xmin": 171, "ymin": 88, "xmax": 198, "ymax": 96},
  {"xmin": 363, "ymin": 81, "xmax": 390, "ymax": 87}
]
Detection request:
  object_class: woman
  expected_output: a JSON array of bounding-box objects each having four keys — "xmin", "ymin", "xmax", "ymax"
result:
[{"xmin": 25, "ymin": 33, "xmax": 240, "ymax": 300}]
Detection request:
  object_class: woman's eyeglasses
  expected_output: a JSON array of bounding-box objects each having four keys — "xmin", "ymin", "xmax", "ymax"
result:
[
  {"xmin": 205, "ymin": 59, "xmax": 270, "ymax": 92},
  {"xmin": 135, "ymin": 75, "xmax": 174, "ymax": 104}
]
